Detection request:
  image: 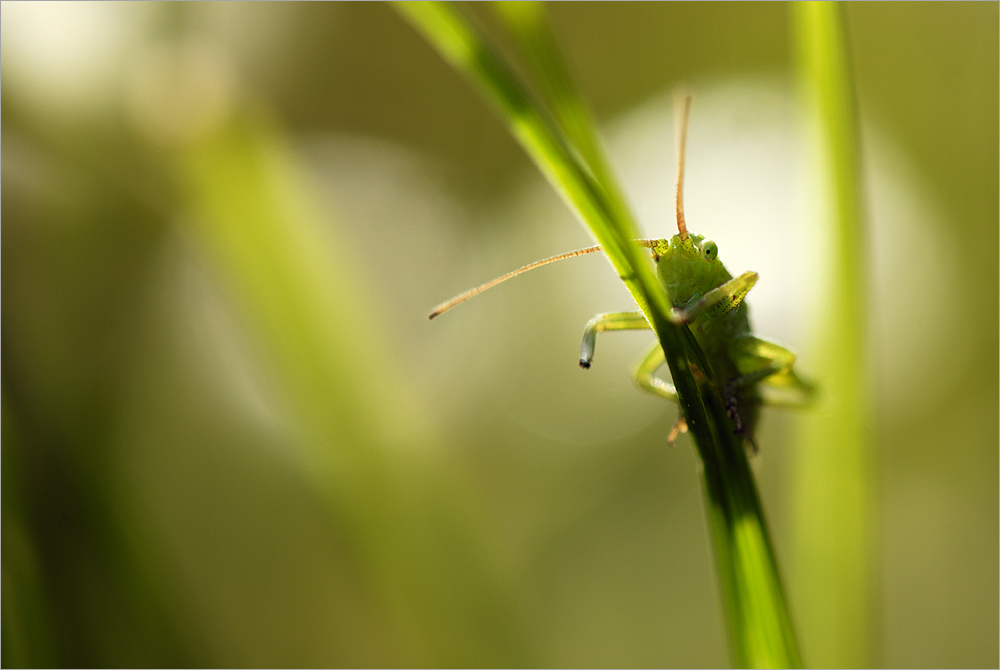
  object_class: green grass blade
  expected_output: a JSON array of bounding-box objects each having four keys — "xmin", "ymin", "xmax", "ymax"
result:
[
  {"xmin": 491, "ymin": 1, "xmax": 633, "ymax": 226},
  {"xmin": 791, "ymin": 3, "xmax": 874, "ymax": 667},
  {"xmin": 397, "ymin": 3, "xmax": 802, "ymax": 666}
]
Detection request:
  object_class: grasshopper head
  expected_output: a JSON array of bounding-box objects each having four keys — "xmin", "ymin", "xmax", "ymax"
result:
[{"xmin": 654, "ymin": 233, "xmax": 727, "ymax": 308}]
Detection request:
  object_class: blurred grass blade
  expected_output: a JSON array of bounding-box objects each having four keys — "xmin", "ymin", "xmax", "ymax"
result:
[
  {"xmin": 397, "ymin": 3, "xmax": 801, "ymax": 666},
  {"xmin": 174, "ymin": 116, "xmax": 526, "ymax": 666},
  {"xmin": 2, "ymin": 394, "xmax": 57, "ymax": 669},
  {"xmin": 791, "ymin": 2, "xmax": 874, "ymax": 667}
]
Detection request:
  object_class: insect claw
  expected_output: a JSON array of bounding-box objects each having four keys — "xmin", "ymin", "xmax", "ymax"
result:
[
  {"xmin": 579, "ymin": 359, "xmax": 591, "ymax": 370},
  {"xmin": 724, "ymin": 382, "xmax": 743, "ymax": 432},
  {"xmin": 667, "ymin": 417, "xmax": 688, "ymax": 446}
]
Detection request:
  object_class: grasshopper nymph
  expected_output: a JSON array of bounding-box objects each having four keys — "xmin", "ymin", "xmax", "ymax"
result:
[{"xmin": 429, "ymin": 94, "xmax": 811, "ymax": 451}]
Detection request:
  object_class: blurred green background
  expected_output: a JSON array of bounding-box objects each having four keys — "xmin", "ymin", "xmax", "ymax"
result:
[{"xmin": 2, "ymin": 2, "xmax": 996, "ymax": 667}]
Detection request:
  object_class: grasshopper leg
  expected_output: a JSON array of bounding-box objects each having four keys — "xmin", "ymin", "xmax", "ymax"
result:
[
  {"xmin": 669, "ymin": 271, "xmax": 758, "ymax": 329},
  {"xmin": 632, "ymin": 340, "xmax": 679, "ymax": 402},
  {"xmin": 634, "ymin": 342, "xmax": 693, "ymax": 445},
  {"xmin": 579, "ymin": 313, "xmax": 681, "ymax": 402},
  {"xmin": 666, "ymin": 417, "xmax": 688, "ymax": 446},
  {"xmin": 727, "ymin": 335, "xmax": 815, "ymax": 407},
  {"xmin": 728, "ymin": 335, "xmax": 795, "ymax": 386},
  {"xmin": 759, "ymin": 369, "xmax": 816, "ymax": 407},
  {"xmin": 579, "ymin": 311, "xmax": 650, "ymax": 368}
]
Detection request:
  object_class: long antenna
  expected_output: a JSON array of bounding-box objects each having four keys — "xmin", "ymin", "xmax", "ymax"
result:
[
  {"xmin": 428, "ymin": 245, "xmax": 602, "ymax": 319},
  {"xmin": 674, "ymin": 89, "xmax": 692, "ymax": 240},
  {"xmin": 428, "ymin": 239, "xmax": 666, "ymax": 319}
]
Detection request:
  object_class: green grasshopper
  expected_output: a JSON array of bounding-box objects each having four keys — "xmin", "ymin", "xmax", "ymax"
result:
[{"xmin": 429, "ymin": 95, "xmax": 810, "ymax": 451}]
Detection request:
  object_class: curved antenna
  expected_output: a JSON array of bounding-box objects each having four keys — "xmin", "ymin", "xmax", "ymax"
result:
[
  {"xmin": 429, "ymin": 245, "xmax": 602, "ymax": 319},
  {"xmin": 674, "ymin": 89, "xmax": 692, "ymax": 239},
  {"xmin": 429, "ymin": 239, "xmax": 665, "ymax": 319}
]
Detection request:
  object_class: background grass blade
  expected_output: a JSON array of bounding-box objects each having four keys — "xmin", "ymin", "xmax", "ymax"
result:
[
  {"xmin": 172, "ymin": 117, "xmax": 528, "ymax": 666},
  {"xmin": 397, "ymin": 3, "xmax": 801, "ymax": 666},
  {"xmin": 1, "ymin": 3, "xmax": 993, "ymax": 667},
  {"xmin": 791, "ymin": 3, "xmax": 874, "ymax": 667}
]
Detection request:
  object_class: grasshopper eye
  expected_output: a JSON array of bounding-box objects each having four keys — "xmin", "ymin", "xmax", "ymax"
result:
[{"xmin": 699, "ymin": 239, "xmax": 718, "ymax": 263}]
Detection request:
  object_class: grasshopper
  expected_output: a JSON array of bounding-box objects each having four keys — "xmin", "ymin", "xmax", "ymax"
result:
[{"xmin": 429, "ymin": 95, "xmax": 811, "ymax": 451}]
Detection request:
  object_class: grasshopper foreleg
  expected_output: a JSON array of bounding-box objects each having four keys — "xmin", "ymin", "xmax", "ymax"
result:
[
  {"xmin": 579, "ymin": 311, "xmax": 650, "ymax": 369},
  {"xmin": 668, "ymin": 271, "xmax": 758, "ymax": 330}
]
